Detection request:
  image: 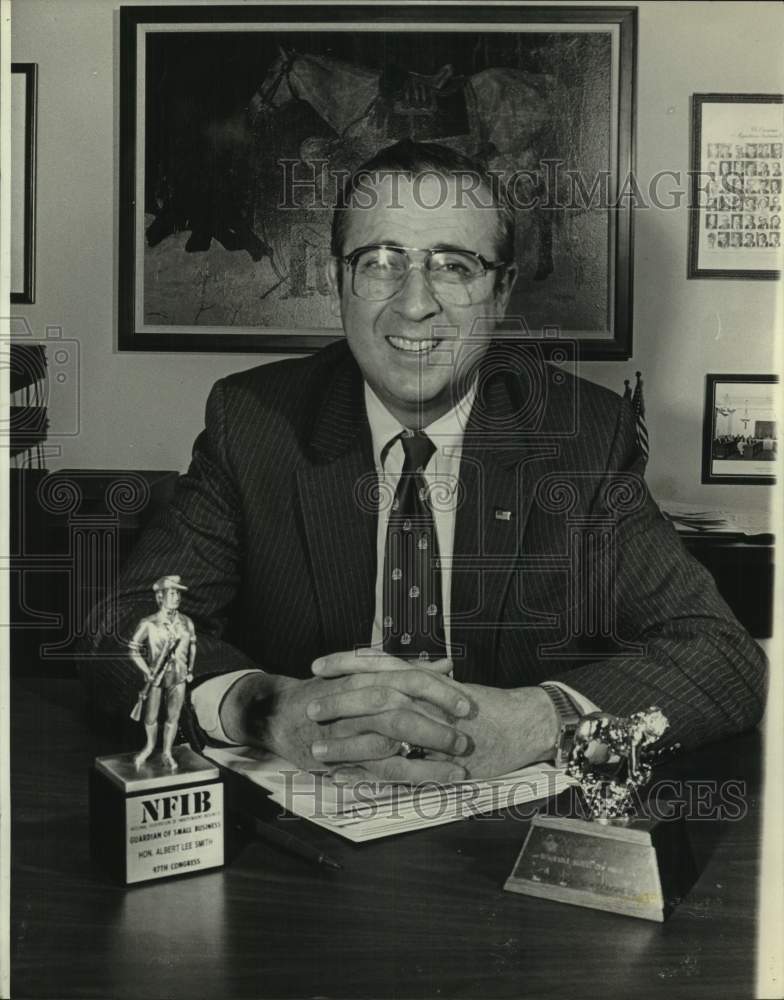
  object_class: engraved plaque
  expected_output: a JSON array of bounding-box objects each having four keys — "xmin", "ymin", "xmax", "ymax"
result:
[
  {"xmin": 504, "ymin": 814, "xmax": 696, "ymax": 922},
  {"xmin": 90, "ymin": 746, "xmax": 224, "ymax": 885}
]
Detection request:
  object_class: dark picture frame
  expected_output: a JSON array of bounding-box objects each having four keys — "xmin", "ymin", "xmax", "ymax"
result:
[
  {"xmin": 118, "ymin": 4, "xmax": 636, "ymax": 355},
  {"xmin": 688, "ymin": 93, "xmax": 783, "ymax": 280},
  {"xmin": 702, "ymin": 374, "xmax": 778, "ymax": 485},
  {"xmin": 11, "ymin": 63, "xmax": 38, "ymax": 304}
]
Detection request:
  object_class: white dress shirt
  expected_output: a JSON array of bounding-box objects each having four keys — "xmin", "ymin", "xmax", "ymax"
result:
[{"xmin": 192, "ymin": 382, "xmax": 597, "ymax": 743}]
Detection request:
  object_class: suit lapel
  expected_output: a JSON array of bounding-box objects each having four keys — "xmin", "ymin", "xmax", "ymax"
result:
[
  {"xmin": 450, "ymin": 349, "xmax": 560, "ymax": 684},
  {"xmin": 297, "ymin": 349, "xmax": 377, "ymax": 650}
]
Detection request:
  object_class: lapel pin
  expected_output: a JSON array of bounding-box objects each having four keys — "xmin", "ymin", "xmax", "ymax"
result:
[{"xmin": 494, "ymin": 509, "xmax": 513, "ymax": 522}]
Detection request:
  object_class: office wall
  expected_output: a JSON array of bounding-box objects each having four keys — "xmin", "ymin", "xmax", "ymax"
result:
[{"xmin": 11, "ymin": 0, "xmax": 782, "ymax": 511}]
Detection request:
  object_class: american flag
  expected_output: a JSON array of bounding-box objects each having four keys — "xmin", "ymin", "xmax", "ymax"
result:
[{"xmin": 631, "ymin": 371, "xmax": 649, "ymax": 460}]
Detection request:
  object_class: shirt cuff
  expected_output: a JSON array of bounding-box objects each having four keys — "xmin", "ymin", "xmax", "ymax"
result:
[
  {"xmin": 191, "ymin": 669, "xmax": 261, "ymax": 744},
  {"xmin": 544, "ymin": 681, "xmax": 600, "ymax": 718}
]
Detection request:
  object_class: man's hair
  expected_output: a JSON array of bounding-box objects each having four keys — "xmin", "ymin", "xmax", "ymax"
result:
[{"xmin": 330, "ymin": 139, "xmax": 515, "ymax": 266}]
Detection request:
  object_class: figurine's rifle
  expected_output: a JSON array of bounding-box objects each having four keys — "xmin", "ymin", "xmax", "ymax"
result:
[{"xmin": 130, "ymin": 637, "xmax": 177, "ymax": 722}]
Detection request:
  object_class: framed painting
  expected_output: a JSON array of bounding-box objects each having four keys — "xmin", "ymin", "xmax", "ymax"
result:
[
  {"xmin": 688, "ymin": 93, "xmax": 783, "ymax": 279},
  {"xmin": 11, "ymin": 63, "xmax": 38, "ymax": 304},
  {"xmin": 119, "ymin": 4, "xmax": 636, "ymax": 355},
  {"xmin": 702, "ymin": 374, "xmax": 778, "ymax": 485}
]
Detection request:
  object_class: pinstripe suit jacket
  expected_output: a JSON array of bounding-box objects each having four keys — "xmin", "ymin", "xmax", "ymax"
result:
[{"xmin": 86, "ymin": 340, "xmax": 766, "ymax": 752}]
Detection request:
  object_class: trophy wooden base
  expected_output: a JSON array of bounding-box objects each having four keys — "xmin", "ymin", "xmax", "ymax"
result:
[
  {"xmin": 504, "ymin": 813, "xmax": 697, "ymax": 922},
  {"xmin": 89, "ymin": 746, "xmax": 224, "ymax": 885}
]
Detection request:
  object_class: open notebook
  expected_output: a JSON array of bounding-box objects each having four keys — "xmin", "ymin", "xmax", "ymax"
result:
[{"xmin": 204, "ymin": 745, "xmax": 574, "ymax": 843}]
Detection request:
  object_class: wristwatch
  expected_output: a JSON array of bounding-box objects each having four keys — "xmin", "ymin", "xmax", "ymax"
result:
[{"xmin": 540, "ymin": 682, "xmax": 581, "ymax": 768}]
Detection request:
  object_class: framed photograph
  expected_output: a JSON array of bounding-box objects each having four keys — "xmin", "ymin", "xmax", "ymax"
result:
[
  {"xmin": 702, "ymin": 374, "xmax": 779, "ymax": 485},
  {"xmin": 11, "ymin": 63, "xmax": 38, "ymax": 304},
  {"xmin": 688, "ymin": 93, "xmax": 783, "ymax": 279},
  {"xmin": 119, "ymin": 4, "xmax": 636, "ymax": 355}
]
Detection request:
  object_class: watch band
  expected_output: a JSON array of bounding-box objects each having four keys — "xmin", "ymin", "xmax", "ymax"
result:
[{"xmin": 540, "ymin": 683, "xmax": 581, "ymax": 768}]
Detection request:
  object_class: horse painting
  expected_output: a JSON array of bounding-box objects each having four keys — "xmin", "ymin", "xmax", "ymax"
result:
[
  {"xmin": 139, "ymin": 31, "xmax": 613, "ymax": 338},
  {"xmin": 248, "ymin": 47, "xmax": 560, "ymax": 285}
]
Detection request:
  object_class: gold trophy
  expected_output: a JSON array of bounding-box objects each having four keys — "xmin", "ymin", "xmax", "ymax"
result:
[
  {"xmin": 89, "ymin": 576, "xmax": 224, "ymax": 884},
  {"xmin": 127, "ymin": 575, "xmax": 196, "ymax": 772},
  {"xmin": 505, "ymin": 708, "xmax": 697, "ymax": 921}
]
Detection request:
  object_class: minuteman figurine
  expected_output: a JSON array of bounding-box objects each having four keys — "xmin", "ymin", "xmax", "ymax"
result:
[{"xmin": 129, "ymin": 575, "xmax": 196, "ymax": 771}]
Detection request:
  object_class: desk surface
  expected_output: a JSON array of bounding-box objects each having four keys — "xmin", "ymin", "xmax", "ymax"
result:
[{"xmin": 11, "ymin": 679, "xmax": 761, "ymax": 999}]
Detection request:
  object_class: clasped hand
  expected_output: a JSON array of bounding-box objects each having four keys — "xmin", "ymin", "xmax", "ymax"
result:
[{"xmin": 224, "ymin": 652, "xmax": 557, "ymax": 784}]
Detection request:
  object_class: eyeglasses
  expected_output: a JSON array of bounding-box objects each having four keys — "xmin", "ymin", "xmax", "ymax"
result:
[{"xmin": 339, "ymin": 244, "xmax": 509, "ymax": 305}]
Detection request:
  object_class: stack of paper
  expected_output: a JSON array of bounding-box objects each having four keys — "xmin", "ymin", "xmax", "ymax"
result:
[
  {"xmin": 204, "ymin": 745, "xmax": 574, "ymax": 842},
  {"xmin": 659, "ymin": 500, "xmax": 772, "ymax": 537}
]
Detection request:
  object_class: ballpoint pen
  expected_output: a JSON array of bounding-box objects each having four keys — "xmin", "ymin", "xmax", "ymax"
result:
[{"xmin": 235, "ymin": 811, "xmax": 343, "ymax": 871}]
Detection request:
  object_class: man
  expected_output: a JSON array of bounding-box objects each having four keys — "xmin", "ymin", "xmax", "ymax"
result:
[
  {"xmin": 128, "ymin": 575, "xmax": 196, "ymax": 771},
  {"xmin": 87, "ymin": 141, "xmax": 765, "ymax": 784}
]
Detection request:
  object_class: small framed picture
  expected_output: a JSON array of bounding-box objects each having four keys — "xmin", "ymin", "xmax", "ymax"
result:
[
  {"xmin": 11, "ymin": 63, "xmax": 38, "ymax": 303},
  {"xmin": 689, "ymin": 93, "xmax": 782, "ymax": 279},
  {"xmin": 702, "ymin": 374, "xmax": 778, "ymax": 485}
]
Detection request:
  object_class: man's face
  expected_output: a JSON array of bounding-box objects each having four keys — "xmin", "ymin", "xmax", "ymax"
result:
[
  {"xmin": 327, "ymin": 174, "xmax": 516, "ymax": 427},
  {"xmin": 160, "ymin": 588, "xmax": 181, "ymax": 611}
]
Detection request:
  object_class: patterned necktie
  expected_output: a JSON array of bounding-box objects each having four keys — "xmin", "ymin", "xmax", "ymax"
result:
[{"xmin": 382, "ymin": 430, "xmax": 447, "ymax": 661}]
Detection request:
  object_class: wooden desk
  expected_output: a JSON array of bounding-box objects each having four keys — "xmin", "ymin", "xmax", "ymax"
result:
[{"xmin": 11, "ymin": 678, "xmax": 761, "ymax": 999}]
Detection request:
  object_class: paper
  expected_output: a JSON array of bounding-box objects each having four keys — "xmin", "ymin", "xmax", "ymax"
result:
[
  {"xmin": 659, "ymin": 500, "xmax": 772, "ymax": 537},
  {"xmin": 204, "ymin": 745, "xmax": 574, "ymax": 843}
]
